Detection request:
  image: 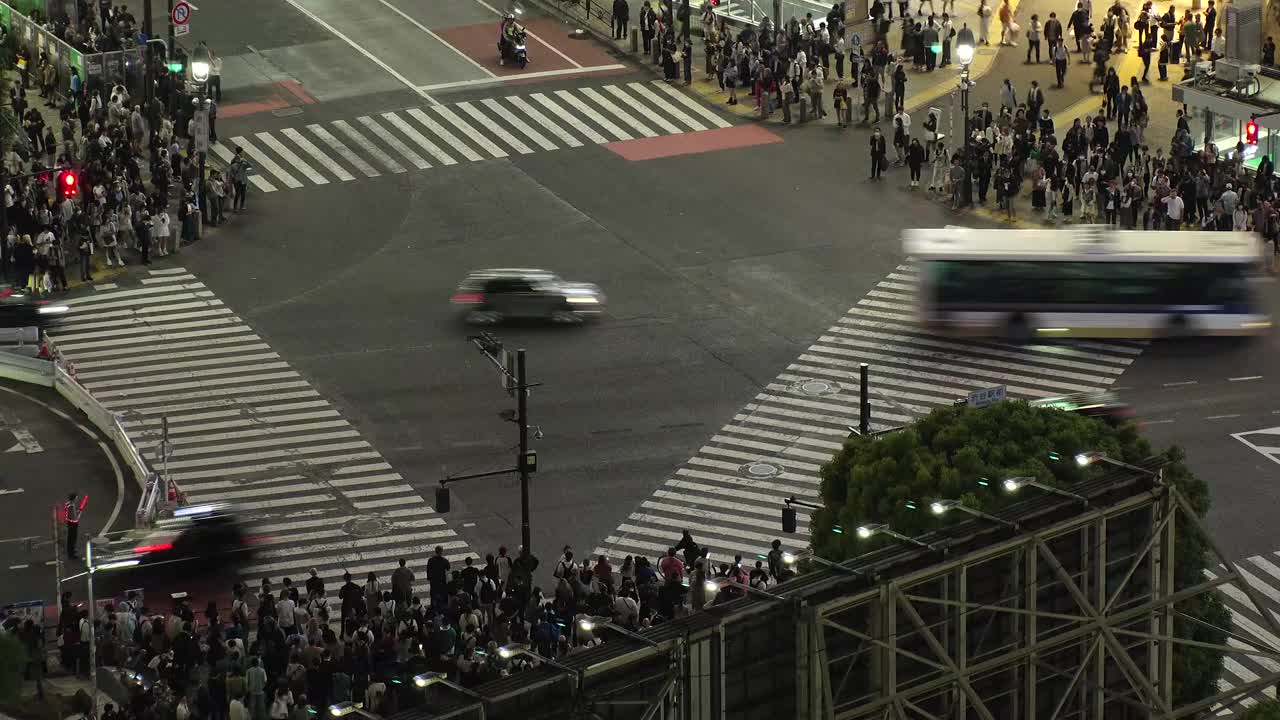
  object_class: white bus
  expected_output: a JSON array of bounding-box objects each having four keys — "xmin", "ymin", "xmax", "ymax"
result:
[{"xmin": 903, "ymin": 227, "xmax": 1272, "ymax": 340}]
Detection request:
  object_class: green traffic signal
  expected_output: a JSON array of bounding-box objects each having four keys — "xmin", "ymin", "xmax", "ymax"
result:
[{"xmin": 167, "ymin": 61, "xmax": 185, "ymax": 73}]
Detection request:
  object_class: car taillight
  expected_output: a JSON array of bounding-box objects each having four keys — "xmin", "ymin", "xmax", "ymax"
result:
[
  {"xmin": 132, "ymin": 543, "xmax": 173, "ymax": 554},
  {"xmin": 452, "ymin": 293, "xmax": 484, "ymax": 304}
]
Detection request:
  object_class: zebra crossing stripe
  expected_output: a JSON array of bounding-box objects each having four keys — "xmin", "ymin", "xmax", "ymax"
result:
[
  {"xmin": 627, "ymin": 82, "xmax": 706, "ymax": 131},
  {"xmin": 650, "ymin": 80, "xmax": 733, "ymax": 128},
  {"xmin": 554, "ymin": 89, "xmax": 631, "ymax": 140},
  {"xmin": 211, "ymin": 142, "xmax": 278, "ymax": 193},
  {"xmin": 604, "ymin": 85, "xmax": 680, "ymax": 134},
  {"xmin": 504, "ymin": 96, "xmax": 583, "ymax": 148},
  {"xmin": 333, "ymin": 120, "xmax": 406, "ymax": 173},
  {"xmin": 255, "ymin": 131, "xmax": 328, "ymax": 185},
  {"xmin": 307, "ymin": 125, "xmax": 381, "ymax": 178},
  {"xmin": 579, "ymin": 87, "xmax": 651, "ymax": 138},
  {"xmin": 381, "ymin": 111, "xmax": 458, "ymax": 166},
  {"xmin": 230, "ymin": 136, "xmax": 303, "ymax": 189},
  {"xmin": 432, "ymin": 106, "xmax": 508, "ymax": 159},
  {"xmin": 357, "ymin": 116, "xmax": 430, "ymax": 170},
  {"xmin": 480, "ymin": 98, "xmax": 557, "ymax": 151},
  {"xmin": 280, "ymin": 128, "xmax": 356, "ymax": 182},
  {"xmin": 406, "ymin": 108, "xmax": 484, "ymax": 163},
  {"xmin": 455, "ymin": 102, "xmax": 534, "ymax": 155},
  {"xmin": 530, "ymin": 93, "xmax": 607, "ymax": 144}
]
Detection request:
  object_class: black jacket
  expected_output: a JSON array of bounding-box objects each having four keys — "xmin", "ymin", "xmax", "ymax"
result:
[{"xmin": 870, "ymin": 134, "xmax": 887, "ymax": 157}]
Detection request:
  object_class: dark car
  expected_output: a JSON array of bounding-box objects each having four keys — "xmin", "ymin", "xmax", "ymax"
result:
[
  {"xmin": 98, "ymin": 504, "xmax": 257, "ymax": 574},
  {"xmin": 0, "ymin": 287, "xmax": 68, "ymax": 328},
  {"xmin": 452, "ymin": 269, "xmax": 606, "ymax": 325},
  {"xmin": 1030, "ymin": 391, "xmax": 1136, "ymax": 427}
]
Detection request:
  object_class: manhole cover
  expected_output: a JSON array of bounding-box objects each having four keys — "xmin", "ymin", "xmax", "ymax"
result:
[
  {"xmin": 272, "ymin": 107, "xmax": 304, "ymax": 118},
  {"xmin": 791, "ymin": 379, "xmax": 840, "ymax": 396},
  {"xmin": 343, "ymin": 515, "xmax": 390, "ymax": 537},
  {"xmin": 743, "ymin": 461, "xmax": 781, "ymax": 478}
]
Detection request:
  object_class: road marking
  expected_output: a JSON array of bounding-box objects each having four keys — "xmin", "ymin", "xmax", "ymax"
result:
[
  {"xmin": 415, "ymin": 64, "xmax": 627, "ymax": 91},
  {"xmin": 406, "ymin": 108, "xmax": 483, "ymax": 162},
  {"xmin": 8, "ymin": 564, "xmax": 28, "ymax": 570},
  {"xmin": 381, "ymin": 112, "xmax": 457, "ymax": 166},
  {"xmin": 581, "ymin": 87, "xmax": 655, "ymax": 137},
  {"xmin": 211, "ymin": 143, "xmax": 278, "ymax": 192},
  {"xmin": 604, "ymin": 85, "xmax": 680, "ymax": 133},
  {"xmin": 333, "ymin": 120, "xmax": 406, "ymax": 173},
  {"xmin": 627, "ymin": 82, "xmax": 707, "ymax": 131},
  {"xmin": 1144, "ymin": 419, "xmax": 1175, "ymax": 425},
  {"xmin": 1207, "ymin": 414, "xmax": 1242, "ymax": 420},
  {"xmin": 1163, "ymin": 381, "xmax": 1198, "ymax": 387},
  {"xmin": 375, "ymin": 0, "xmax": 497, "ymax": 77},
  {"xmin": 504, "ymin": 96, "xmax": 582, "ymax": 148},
  {"xmin": 1231, "ymin": 376, "xmax": 1264, "ymax": 382},
  {"xmin": 455, "ymin": 102, "xmax": 533, "ymax": 154},
  {"xmin": 649, "ymin": 80, "xmax": 733, "ymax": 128},
  {"xmin": 255, "ymin": 132, "xmax": 328, "ymax": 184},
  {"xmin": 8, "ymin": 428, "xmax": 41, "ymax": 454},
  {"xmin": 96, "ymin": 282, "xmax": 119, "ymax": 290},
  {"xmin": 357, "ymin": 116, "xmax": 429, "ymax": 170},
  {"xmin": 281, "ymin": 128, "xmax": 356, "ymax": 181},
  {"xmin": 0, "ymin": 488, "xmax": 24, "ymax": 495},
  {"xmin": 530, "ymin": 93, "xmax": 607, "ymax": 144},
  {"xmin": 307, "ymin": 125, "xmax": 380, "ymax": 178},
  {"xmin": 229, "ymin": 136, "xmax": 303, "ymax": 189},
  {"xmin": 468, "ymin": 0, "xmax": 582, "ymax": 67},
  {"xmin": 554, "ymin": 89, "xmax": 631, "ymax": 140},
  {"xmin": 279, "ymin": 0, "xmax": 436, "ymax": 104},
  {"xmin": 481, "ymin": 98, "xmax": 557, "ymax": 151},
  {"xmin": 432, "ymin": 106, "xmax": 508, "ymax": 158}
]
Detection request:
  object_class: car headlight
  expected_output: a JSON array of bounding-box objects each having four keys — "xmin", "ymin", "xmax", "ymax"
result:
[
  {"xmin": 566, "ymin": 296, "xmax": 598, "ymax": 304},
  {"xmin": 38, "ymin": 305, "xmax": 69, "ymax": 315}
]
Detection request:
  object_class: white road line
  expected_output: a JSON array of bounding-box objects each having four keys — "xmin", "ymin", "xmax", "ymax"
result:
[
  {"xmin": 406, "ymin": 108, "xmax": 484, "ymax": 162},
  {"xmin": 455, "ymin": 102, "xmax": 533, "ymax": 154},
  {"xmin": 68, "ymin": 299, "xmax": 225, "ymax": 323},
  {"xmin": 816, "ymin": 334, "xmax": 1116, "ymax": 384},
  {"xmin": 415, "ymin": 64, "xmax": 626, "ymax": 90},
  {"xmin": 58, "ymin": 307, "xmax": 235, "ymax": 333},
  {"xmin": 279, "ymin": 0, "xmax": 436, "ymax": 104},
  {"xmin": 140, "ymin": 274, "xmax": 197, "ymax": 284},
  {"xmin": 530, "ymin": 93, "xmax": 607, "ymax": 144},
  {"xmin": 164, "ymin": 431, "xmax": 362, "ymax": 459},
  {"xmin": 256, "ymin": 131, "xmax": 328, "ymax": 184},
  {"xmin": 76, "ymin": 352, "xmax": 280, "ymax": 380},
  {"xmin": 480, "ymin": 98, "xmax": 557, "ymax": 151},
  {"xmin": 95, "ymin": 283, "xmax": 118, "ymax": 289},
  {"xmin": 56, "ymin": 329, "xmax": 256, "ymax": 356},
  {"xmin": 64, "ymin": 283, "xmax": 209, "ymax": 306},
  {"xmin": 134, "ymin": 410, "xmax": 339, "ymax": 435},
  {"xmin": 333, "ymin": 120, "xmax": 406, "ymax": 173},
  {"xmin": 168, "ymin": 451, "xmax": 382, "ymax": 481},
  {"xmin": 308, "ymin": 125, "xmax": 381, "ymax": 178},
  {"xmin": 650, "ymin": 80, "xmax": 733, "ymax": 128},
  {"xmin": 382, "ymin": 111, "xmax": 457, "ymax": 166},
  {"xmin": 373, "ymin": 0, "xmax": 497, "ymax": 77},
  {"xmin": 100, "ymin": 385, "xmax": 316, "ymax": 411},
  {"xmin": 230, "ymin": 136, "xmax": 303, "ymax": 189},
  {"xmin": 467, "ymin": 0, "xmax": 582, "ymax": 67},
  {"xmin": 51, "ymin": 316, "xmax": 243, "ymax": 343},
  {"xmin": 558, "ymin": 89, "xmax": 631, "ymax": 140},
  {"xmin": 627, "ymin": 82, "xmax": 706, "ymax": 131},
  {"xmin": 150, "ymin": 267, "xmax": 190, "ymax": 275},
  {"xmin": 604, "ymin": 84, "xmax": 679, "ymax": 133},
  {"xmin": 432, "ymin": 106, "xmax": 508, "ymax": 158},
  {"xmin": 75, "ymin": 342, "xmax": 269, "ymax": 369},
  {"xmin": 281, "ymin": 128, "xmax": 356, "ymax": 181},
  {"xmin": 504, "ymin": 96, "xmax": 582, "ymax": 148},
  {"xmin": 211, "ymin": 143, "xmax": 278, "ymax": 192},
  {"xmin": 120, "ymin": 394, "xmax": 324, "ymax": 420},
  {"xmin": 1231, "ymin": 376, "xmax": 1264, "ymax": 382},
  {"xmin": 357, "ymin": 116, "xmax": 429, "ymax": 170}
]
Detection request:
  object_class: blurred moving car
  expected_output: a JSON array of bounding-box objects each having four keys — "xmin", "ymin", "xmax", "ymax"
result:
[
  {"xmin": 98, "ymin": 504, "xmax": 257, "ymax": 573},
  {"xmin": 0, "ymin": 286, "xmax": 68, "ymax": 328},
  {"xmin": 1030, "ymin": 391, "xmax": 1137, "ymax": 427},
  {"xmin": 452, "ymin": 269, "xmax": 605, "ymax": 325}
]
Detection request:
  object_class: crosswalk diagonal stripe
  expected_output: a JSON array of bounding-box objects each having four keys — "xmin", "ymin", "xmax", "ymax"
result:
[
  {"xmin": 432, "ymin": 106, "xmax": 508, "ymax": 158},
  {"xmin": 357, "ymin": 115, "xmax": 430, "ymax": 170},
  {"xmin": 255, "ymin": 131, "xmax": 328, "ymax": 184},
  {"xmin": 503, "ymin": 96, "xmax": 582, "ymax": 148},
  {"xmin": 529, "ymin": 93, "xmax": 607, "ymax": 144},
  {"xmin": 603, "ymin": 84, "xmax": 680, "ymax": 133},
  {"xmin": 307, "ymin": 125, "xmax": 381, "ymax": 178},
  {"xmin": 279, "ymin": 128, "xmax": 356, "ymax": 181},
  {"xmin": 649, "ymin": 80, "xmax": 733, "ymax": 128},
  {"xmin": 627, "ymin": 82, "xmax": 707, "ymax": 131},
  {"xmin": 212, "ymin": 140, "xmax": 280, "ymax": 192},
  {"xmin": 230, "ymin": 136, "xmax": 303, "ymax": 188},
  {"xmin": 406, "ymin": 108, "xmax": 483, "ymax": 162},
  {"xmin": 333, "ymin": 119, "xmax": 406, "ymax": 173},
  {"xmin": 581, "ymin": 86, "xmax": 656, "ymax": 137},
  {"xmin": 554, "ymin": 89, "xmax": 631, "ymax": 140},
  {"xmin": 480, "ymin": 98, "xmax": 557, "ymax": 151},
  {"xmin": 381, "ymin": 111, "xmax": 458, "ymax": 166},
  {"xmin": 456, "ymin": 102, "xmax": 533, "ymax": 155}
]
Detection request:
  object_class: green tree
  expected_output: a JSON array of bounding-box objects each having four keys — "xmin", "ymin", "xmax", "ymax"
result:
[
  {"xmin": 811, "ymin": 400, "xmax": 1228, "ymax": 708},
  {"xmin": 1243, "ymin": 700, "xmax": 1280, "ymax": 720},
  {"xmin": 0, "ymin": 631, "xmax": 27, "ymax": 700}
]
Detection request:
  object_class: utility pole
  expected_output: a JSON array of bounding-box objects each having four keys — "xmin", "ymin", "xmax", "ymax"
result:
[
  {"xmin": 516, "ymin": 349, "xmax": 531, "ymax": 553},
  {"xmin": 143, "ymin": 0, "xmax": 153, "ymax": 109}
]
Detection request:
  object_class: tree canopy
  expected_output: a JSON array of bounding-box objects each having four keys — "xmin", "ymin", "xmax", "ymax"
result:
[{"xmin": 811, "ymin": 400, "xmax": 1227, "ymax": 707}]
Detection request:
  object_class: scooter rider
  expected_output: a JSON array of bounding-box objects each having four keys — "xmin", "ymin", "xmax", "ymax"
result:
[{"xmin": 499, "ymin": 13, "xmax": 522, "ymax": 57}]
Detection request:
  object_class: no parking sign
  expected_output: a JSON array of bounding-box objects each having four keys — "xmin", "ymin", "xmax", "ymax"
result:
[{"xmin": 172, "ymin": 0, "xmax": 191, "ymax": 35}]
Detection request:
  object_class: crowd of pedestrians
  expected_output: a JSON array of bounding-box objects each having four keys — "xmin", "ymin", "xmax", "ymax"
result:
[{"xmin": 3, "ymin": 534, "xmax": 799, "ymax": 720}]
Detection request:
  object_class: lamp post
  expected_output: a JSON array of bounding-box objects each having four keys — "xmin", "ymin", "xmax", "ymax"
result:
[
  {"xmin": 930, "ymin": 499, "xmax": 1020, "ymax": 530},
  {"xmin": 955, "ymin": 25, "xmax": 976, "ymax": 207},
  {"xmin": 75, "ymin": 537, "xmax": 140, "ymax": 718},
  {"xmin": 577, "ymin": 616, "xmax": 658, "ymax": 646},
  {"xmin": 781, "ymin": 550, "xmax": 863, "ymax": 576},
  {"xmin": 998, "ymin": 476, "xmax": 1089, "ymax": 505},
  {"xmin": 855, "ymin": 522, "xmax": 933, "ymax": 549}
]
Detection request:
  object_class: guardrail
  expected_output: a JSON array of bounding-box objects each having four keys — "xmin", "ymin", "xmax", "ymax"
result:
[{"xmin": 0, "ymin": 343, "xmax": 54, "ymax": 385}]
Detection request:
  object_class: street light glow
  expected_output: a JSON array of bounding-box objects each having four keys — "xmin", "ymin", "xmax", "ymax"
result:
[
  {"xmin": 931, "ymin": 499, "xmax": 959, "ymax": 515},
  {"xmin": 856, "ymin": 523, "xmax": 883, "ymax": 539},
  {"xmin": 1003, "ymin": 478, "xmax": 1024, "ymax": 493},
  {"xmin": 956, "ymin": 26, "xmax": 976, "ymax": 65},
  {"xmin": 782, "ymin": 551, "xmax": 797, "ymax": 565}
]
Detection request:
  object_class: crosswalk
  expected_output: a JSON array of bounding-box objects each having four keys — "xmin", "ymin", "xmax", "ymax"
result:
[
  {"xmin": 213, "ymin": 82, "xmax": 731, "ymax": 194},
  {"xmin": 1209, "ymin": 552, "xmax": 1280, "ymax": 715},
  {"xmin": 594, "ymin": 263, "xmax": 1149, "ymax": 565},
  {"xmin": 45, "ymin": 268, "xmax": 469, "ymax": 595}
]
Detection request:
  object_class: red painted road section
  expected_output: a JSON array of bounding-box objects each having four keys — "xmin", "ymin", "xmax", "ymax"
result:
[
  {"xmin": 220, "ymin": 81, "xmax": 318, "ymax": 120},
  {"xmin": 605, "ymin": 125, "xmax": 783, "ymax": 161},
  {"xmin": 436, "ymin": 17, "xmax": 622, "ymax": 79}
]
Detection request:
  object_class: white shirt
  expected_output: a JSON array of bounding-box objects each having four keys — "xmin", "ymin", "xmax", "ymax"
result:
[
  {"xmin": 276, "ymin": 598, "xmax": 296, "ymax": 627},
  {"xmin": 1163, "ymin": 195, "xmax": 1185, "ymax": 220}
]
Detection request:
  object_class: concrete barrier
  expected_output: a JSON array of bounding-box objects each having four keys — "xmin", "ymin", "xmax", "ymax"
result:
[{"xmin": 0, "ymin": 347, "xmax": 54, "ymax": 386}]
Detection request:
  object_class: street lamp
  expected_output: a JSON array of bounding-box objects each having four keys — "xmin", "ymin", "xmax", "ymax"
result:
[
  {"xmin": 328, "ymin": 702, "xmax": 378, "ymax": 719},
  {"xmin": 702, "ymin": 576, "xmax": 786, "ymax": 602},
  {"xmin": 930, "ymin": 499, "xmax": 1020, "ymax": 530},
  {"xmin": 955, "ymin": 25, "xmax": 976, "ymax": 207},
  {"xmin": 577, "ymin": 616, "xmax": 659, "ymax": 646},
  {"xmin": 1073, "ymin": 451, "xmax": 1160, "ymax": 479},
  {"xmin": 856, "ymin": 523, "xmax": 932, "ymax": 548},
  {"xmin": 999, "ymin": 476, "xmax": 1089, "ymax": 505},
  {"xmin": 412, "ymin": 672, "xmax": 487, "ymax": 717},
  {"xmin": 781, "ymin": 550, "xmax": 864, "ymax": 576}
]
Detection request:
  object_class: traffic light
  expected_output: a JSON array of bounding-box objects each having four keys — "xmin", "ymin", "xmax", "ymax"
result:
[
  {"xmin": 1247, "ymin": 119, "xmax": 1259, "ymax": 145},
  {"xmin": 782, "ymin": 506, "xmax": 797, "ymax": 534},
  {"xmin": 167, "ymin": 56, "xmax": 185, "ymax": 73},
  {"xmin": 58, "ymin": 170, "xmax": 79, "ymax": 199},
  {"xmin": 434, "ymin": 485, "xmax": 450, "ymax": 513}
]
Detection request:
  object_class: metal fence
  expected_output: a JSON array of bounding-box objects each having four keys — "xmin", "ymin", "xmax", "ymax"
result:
[{"xmin": 0, "ymin": 1, "xmax": 146, "ymax": 103}]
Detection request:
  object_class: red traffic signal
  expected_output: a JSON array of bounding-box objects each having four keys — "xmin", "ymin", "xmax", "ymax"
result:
[
  {"xmin": 59, "ymin": 170, "xmax": 78, "ymax": 198},
  {"xmin": 1246, "ymin": 120, "xmax": 1259, "ymax": 146}
]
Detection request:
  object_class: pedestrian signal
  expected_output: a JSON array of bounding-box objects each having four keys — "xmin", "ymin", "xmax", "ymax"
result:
[{"xmin": 1246, "ymin": 120, "xmax": 1259, "ymax": 145}]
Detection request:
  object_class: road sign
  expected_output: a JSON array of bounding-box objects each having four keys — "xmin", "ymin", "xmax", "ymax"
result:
[
  {"xmin": 175, "ymin": 24, "xmax": 190, "ymax": 36},
  {"xmin": 171, "ymin": 1, "xmax": 191, "ymax": 26},
  {"xmin": 967, "ymin": 385, "xmax": 1007, "ymax": 409},
  {"xmin": 192, "ymin": 108, "xmax": 209, "ymax": 153}
]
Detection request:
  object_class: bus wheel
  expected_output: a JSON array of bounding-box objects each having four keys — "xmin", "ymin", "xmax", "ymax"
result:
[
  {"xmin": 1002, "ymin": 314, "xmax": 1033, "ymax": 343},
  {"xmin": 1164, "ymin": 314, "xmax": 1192, "ymax": 338}
]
